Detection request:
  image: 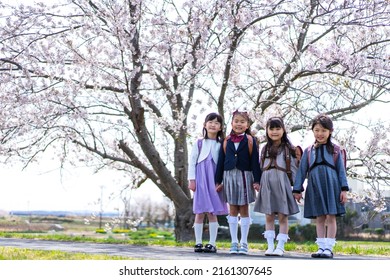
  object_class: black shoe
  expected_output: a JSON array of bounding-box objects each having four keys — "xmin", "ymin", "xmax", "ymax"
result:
[
  {"xmin": 320, "ymin": 249, "xmax": 334, "ymax": 258},
  {"xmin": 194, "ymin": 244, "xmax": 203, "ymax": 253},
  {"xmin": 311, "ymin": 248, "xmax": 324, "ymax": 258},
  {"xmin": 203, "ymin": 244, "xmax": 217, "ymax": 253}
]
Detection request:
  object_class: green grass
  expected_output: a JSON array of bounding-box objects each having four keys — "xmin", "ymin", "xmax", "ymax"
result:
[
  {"xmin": 214, "ymin": 240, "xmax": 390, "ymax": 256},
  {"xmin": 1, "ymin": 215, "xmax": 388, "ymax": 259},
  {"xmin": 0, "ymin": 247, "xmax": 136, "ymax": 260}
]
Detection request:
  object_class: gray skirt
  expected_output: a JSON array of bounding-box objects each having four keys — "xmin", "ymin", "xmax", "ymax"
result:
[
  {"xmin": 223, "ymin": 168, "xmax": 256, "ymax": 205},
  {"xmin": 253, "ymin": 169, "xmax": 299, "ymax": 216}
]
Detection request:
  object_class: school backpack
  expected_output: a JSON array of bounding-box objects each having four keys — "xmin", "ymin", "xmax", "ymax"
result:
[
  {"xmin": 223, "ymin": 134, "xmax": 254, "ymax": 156},
  {"xmin": 260, "ymin": 144, "xmax": 303, "ymax": 185},
  {"xmin": 196, "ymin": 139, "xmax": 203, "ymax": 163},
  {"xmin": 306, "ymin": 144, "xmax": 347, "ymax": 170}
]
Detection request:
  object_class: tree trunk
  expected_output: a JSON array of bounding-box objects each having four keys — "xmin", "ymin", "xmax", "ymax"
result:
[{"xmin": 174, "ymin": 203, "xmax": 194, "ymax": 242}]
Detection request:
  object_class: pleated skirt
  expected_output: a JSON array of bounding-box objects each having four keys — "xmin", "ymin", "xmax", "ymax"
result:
[
  {"xmin": 304, "ymin": 165, "xmax": 346, "ymax": 219},
  {"xmin": 253, "ymin": 169, "xmax": 299, "ymax": 216},
  {"xmin": 222, "ymin": 168, "xmax": 256, "ymax": 206}
]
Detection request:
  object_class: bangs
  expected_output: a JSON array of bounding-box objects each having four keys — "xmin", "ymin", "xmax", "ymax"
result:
[
  {"xmin": 205, "ymin": 112, "xmax": 222, "ymax": 123},
  {"xmin": 267, "ymin": 118, "xmax": 284, "ymax": 129},
  {"xmin": 311, "ymin": 114, "xmax": 333, "ymax": 130}
]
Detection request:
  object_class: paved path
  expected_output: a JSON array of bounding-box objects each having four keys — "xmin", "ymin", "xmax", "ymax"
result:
[{"xmin": 1, "ymin": 238, "xmax": 389, "ymax": 260}]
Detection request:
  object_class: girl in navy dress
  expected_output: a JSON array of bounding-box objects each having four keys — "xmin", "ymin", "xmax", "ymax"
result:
[
  {"xmin": 293, "ymin": 114, "xmax": 349, "ymax": 258},
  {"xmin": 188, "ymin": 112, "xmax": 228, "ymax": 253},
  {"xmin": 215, "ymin": 110, "xmax": 261, "ymax": 255}
]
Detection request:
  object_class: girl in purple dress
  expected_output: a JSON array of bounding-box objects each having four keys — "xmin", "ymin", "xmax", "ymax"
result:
[{"xmin": 188, "ymin": 112, "xmax": 228, "ymax": 253}]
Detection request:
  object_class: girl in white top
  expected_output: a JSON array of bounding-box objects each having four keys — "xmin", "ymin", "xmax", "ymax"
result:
[{"xmin": 188, "ymin": 112, "xmax": 228, "ymax": 253}]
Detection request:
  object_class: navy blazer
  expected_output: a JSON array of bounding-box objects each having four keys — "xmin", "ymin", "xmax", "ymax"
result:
[{"xmin": 215, "ymin": 135, "xmax": 261, "ymax": 184}]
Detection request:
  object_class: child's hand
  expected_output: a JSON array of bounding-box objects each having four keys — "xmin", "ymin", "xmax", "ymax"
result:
[
  {"xmin": 253, "ymin": 183, "xmax": 260, "ymax": 191},
  {"xmin": 293, "ymin": 193, "xmax": 303, "ymax": 203},
  {"xmin": 340, "ymin": 191, "xmax": 348, "ymax": 204},
  {"xmin": 188, "ymin": 180, "xmax": 196, "ymax": 192},
  {"xmin": 215, "ymin": 183, "xmax": 223, "ymax": 192}
]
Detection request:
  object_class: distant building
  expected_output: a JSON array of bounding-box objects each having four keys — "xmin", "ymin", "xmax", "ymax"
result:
[{"xmin": 346, "ymin": 179, "xmax": 390, "ymax": 230}]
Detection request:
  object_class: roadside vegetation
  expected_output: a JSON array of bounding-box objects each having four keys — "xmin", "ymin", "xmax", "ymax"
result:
[
  {"xmin": 0, "ymin": 247, "xmax": 136, "ymax": 260},
  {"xmin": 0, "ymin": 215, "xmax": 389, "ymax": 259}
]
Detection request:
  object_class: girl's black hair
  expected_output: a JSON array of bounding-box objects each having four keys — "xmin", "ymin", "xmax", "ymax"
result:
[
  {"xmin": 230, "ymin": 110, "xmax": 252, "ymax": 135},
  {"xmin": 311, "ymin": 114, "xmax": 334, "ymax": 154},
  {"xmin": 202, "ymin": 112, "xmax": 224, "ymax": 142},
  {"xmin": 265, "ymin": 117, "xmax": 296, "ymax": 158}
]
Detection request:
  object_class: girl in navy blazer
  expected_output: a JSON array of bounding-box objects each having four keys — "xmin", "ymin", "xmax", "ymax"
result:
[{"xmin": 215, "ymin": 110, "xmax": 261, "ymax": 255}]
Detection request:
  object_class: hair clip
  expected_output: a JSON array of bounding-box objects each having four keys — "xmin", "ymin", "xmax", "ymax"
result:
[{"xmin": 232, "ymin": 110, "xmax": 248, "ymax": 116}]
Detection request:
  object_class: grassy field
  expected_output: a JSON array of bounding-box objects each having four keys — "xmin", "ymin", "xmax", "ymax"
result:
[
  {"xmin": 0, "ymin": 214, "xmax": 389, "ymax": 259},
  {"xmin": 0, "ymin": 247, "xmax": 136, "ymax": 260}
]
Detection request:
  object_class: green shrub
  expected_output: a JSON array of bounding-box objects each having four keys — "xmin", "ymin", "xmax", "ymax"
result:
[
  {"xmin": 363, "ymin": 228, "xmax": 373, "ymax": 234},
  {"xmin": 300, "ymin": 224, "xmax": 316, "ymax": 241},
  {"xmin": 288, "ymin": 224, "xmax": 299, "ymax": 240},
  {"xmin": 112, "ymin": 229, "xmax": 131, "ymax": 234},
  {"xmin": 247, "ymin": 223, "xmax": 317, "ymax": 242},
  {"xmin": 248, "ymin": 224, "xmax": 265, "ymax": 241},
  {"xmin": 374, "ymin": 228, "xmax": 385, "ymax": 235},
  {"xmin": 287, "ymin": 223, "xmax": 317, "ymax": 241},
  {"xmin": 127, "ymin": 227, "xmax": 175, "ymax": 241}
]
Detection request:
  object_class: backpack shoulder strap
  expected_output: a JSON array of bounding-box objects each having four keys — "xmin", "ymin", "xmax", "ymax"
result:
[
  {"xmin": 197, "ymin": 138, "xmax": 202, "ymax": 150},
  {"xmin": 306, "ymin": 145, "xmax": 313, "ymax": 167},
  {"xmin": 333, "ymin": 144, "xmax": 340, "ymax": 163},
  {"xmin": 333, "ymin": 144, "xmax": 347, "ymax": 169},
  {"xmin": 341, "ymin": 148, "xmax": 347, "ymax": 169},
  {"xmin": 285, "ymin": 146, "xmax": 293, "ymax": 185},
  {"xmin": 260, "ymin": 144, "xmax": 267, "ymax": 167},
  {"xmin": 196, "ymin": 138, "xmax": 203, "ymax": 163},
  {"xmin": 247, "ymin": 134, "xmax": 253, "ymax": 156}
]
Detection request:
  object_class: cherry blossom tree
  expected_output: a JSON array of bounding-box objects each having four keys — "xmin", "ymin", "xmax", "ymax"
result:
[{"xmin": 0, "ymin": 0, "xmax": 389, "ymax": 241}]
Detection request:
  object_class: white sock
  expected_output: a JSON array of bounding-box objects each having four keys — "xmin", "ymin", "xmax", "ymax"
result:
[
  {"xmin": 315, "ymin": 237, "xmax": 326, "ymax": 253},
  {"xmin": 194, "ymin": 223, "xmax": 203, "ymax": 244},
  {"xmin": 208, "ymin": 222, "xmax": 219, "ymax": 246},
  {"xmin": 263, "ymin": 230, "xmax": 275, "ymax": 250},
  {"xmin": 276, "ymin": 233, "xmax": 289, "ymax": 251},
  {"xmin": 324, "ymin": 238, "xmax": 336, "ymax": 255},
  {"xmin": 239, "ymin": 217, "xmax": 251, "ymax": 245},
  {"xmin": 227, "ymin": 216, "xmax": 239, "ymax": 244}
]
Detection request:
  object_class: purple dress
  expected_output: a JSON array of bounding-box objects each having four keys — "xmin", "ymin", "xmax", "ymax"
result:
[{"xmin": 193, "ymin": 153, "xmax": 228, "ymax": 215}]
